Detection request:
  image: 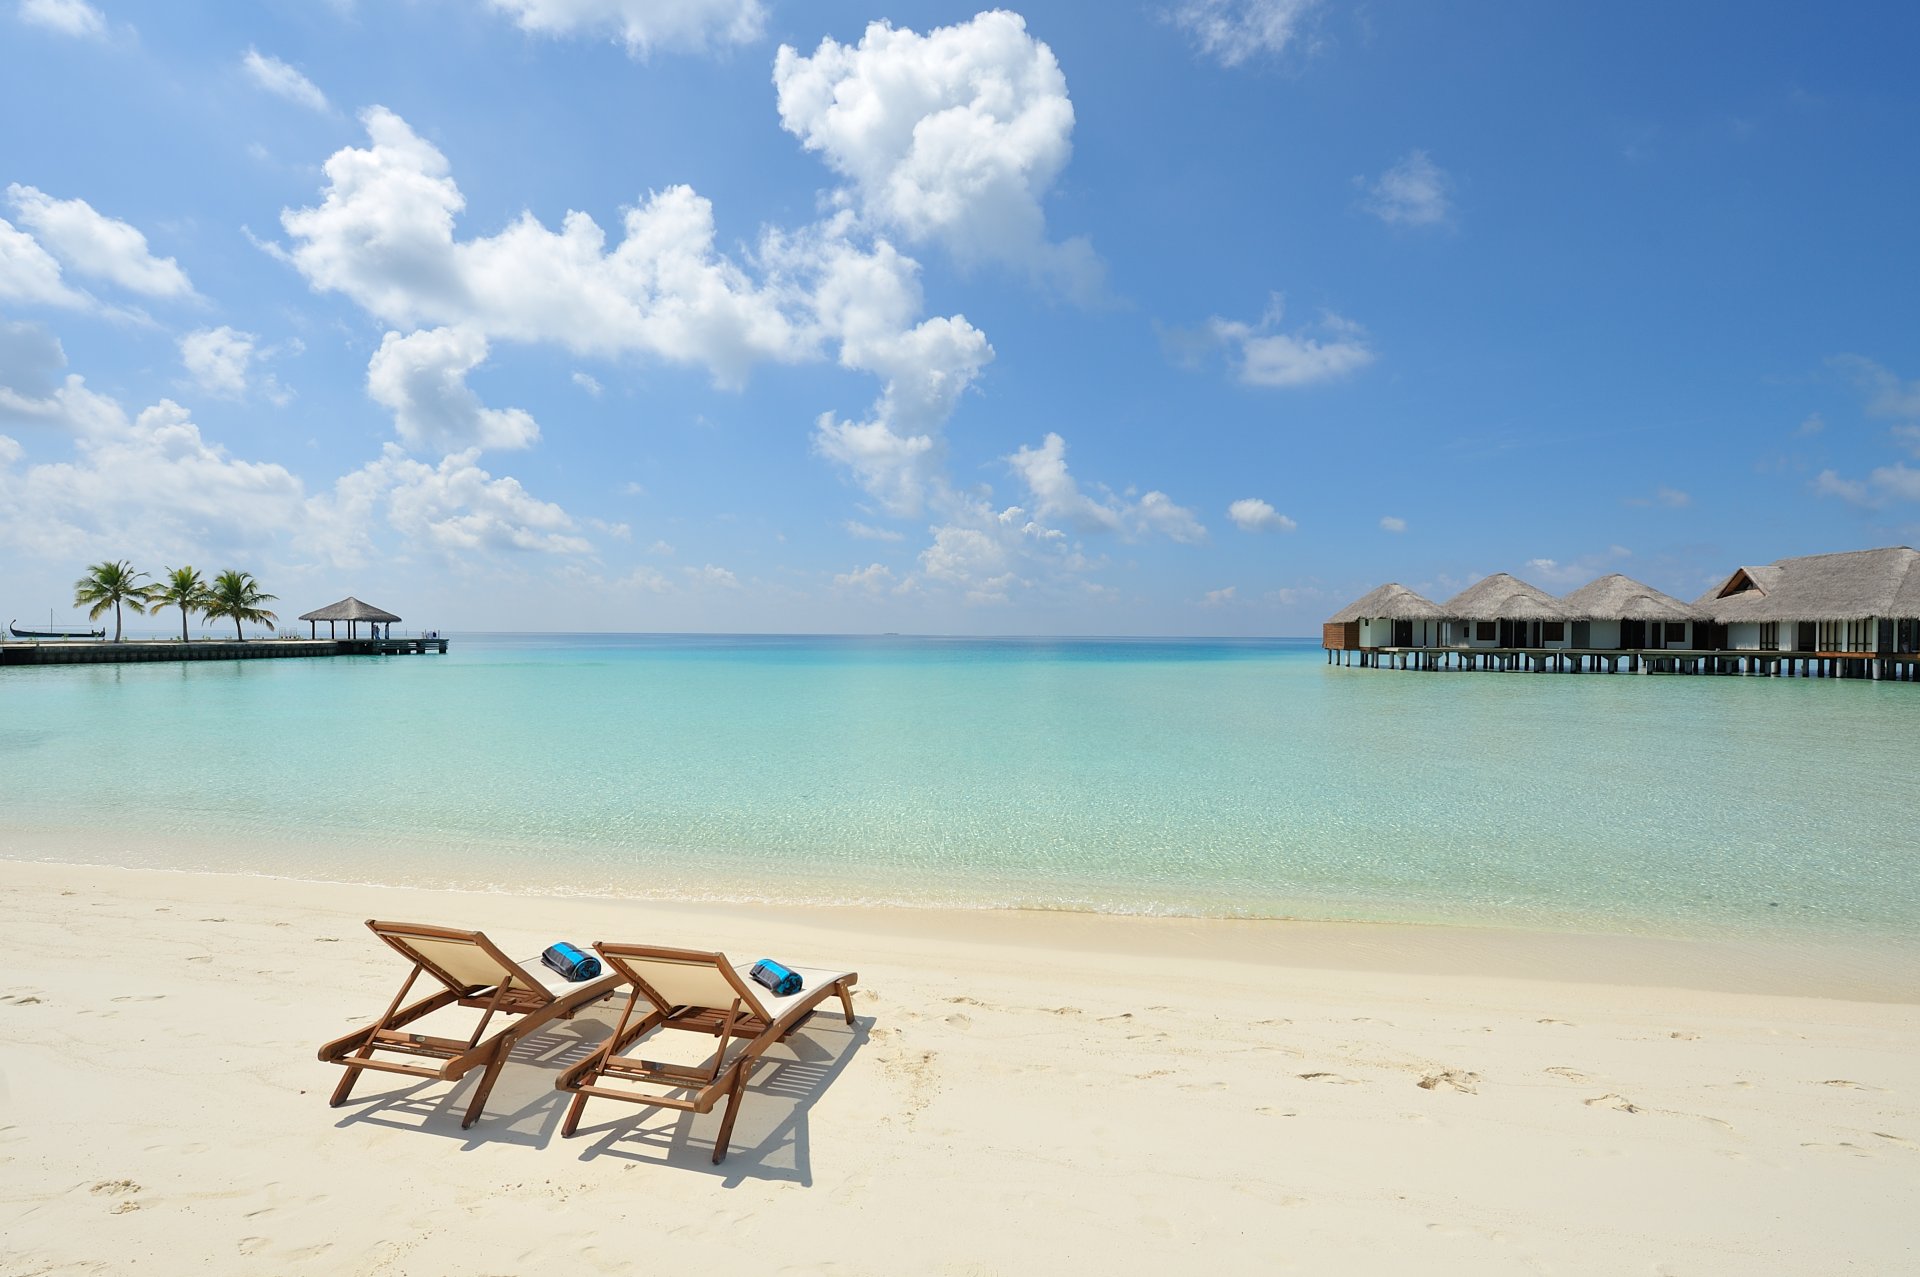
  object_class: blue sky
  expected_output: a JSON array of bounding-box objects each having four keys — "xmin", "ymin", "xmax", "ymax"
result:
[{"xmin": 2, "ymin": 1, "xmax": 1917, "ymax": 635}]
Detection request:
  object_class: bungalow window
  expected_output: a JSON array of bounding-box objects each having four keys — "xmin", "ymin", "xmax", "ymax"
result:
[
  {"xmin": 1475, "ymin": 622, "xmax": 1496, "ymax": 641},
  {"xmin": 1541, "ymin": 622, "xmax": 1565, "ymax": 642},
  {"xmin": 1759, "ymin": 622, "xmax": 1779, "ymax": 651},
  {"xmin": 1664, "ymin": 622, "xmax": 1687, "ymax": 644}
]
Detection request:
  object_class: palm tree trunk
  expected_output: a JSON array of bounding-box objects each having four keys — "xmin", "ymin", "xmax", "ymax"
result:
[
  {"xmin": 180, "ymin": 608, "xmax": 189, "ymax": 643},
  {"xmin": 113, "ymin": 599, "xmax": 122, "ymax": 642},
  {"xmin": 234, "ymin": 615, "xmax": 243, "ymax": 641}
]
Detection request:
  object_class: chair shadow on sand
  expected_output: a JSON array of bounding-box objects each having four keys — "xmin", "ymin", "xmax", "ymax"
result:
[{"xmin": 331, "ymin": 999, "xmax": 871, "ymax": 1184}]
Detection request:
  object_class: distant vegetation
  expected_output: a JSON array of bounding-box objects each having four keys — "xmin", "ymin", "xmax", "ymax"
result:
[{"xmin": 71, "ymin": 561, "xmax": 277, "ymax": 641}]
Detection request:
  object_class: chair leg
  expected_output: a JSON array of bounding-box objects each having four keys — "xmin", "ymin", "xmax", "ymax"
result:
[
  {"xmin": 837, "ymin": 981, "xmax": 855, "ymax": 1025},
  {"xmin": 460, "ymin": 1043, "xmax": 511, "ymax": 1129},
  {"xmin": 711, "ymin": 1062, "xmax": 752, "ymax": 1164},
  {"xmin": 561, "ymin": 1088, "xmax": 590, "ymax": 1138},
  {"xmin": 329, "ymin": 1063, "xmax": 362, "ymax": 1108}
]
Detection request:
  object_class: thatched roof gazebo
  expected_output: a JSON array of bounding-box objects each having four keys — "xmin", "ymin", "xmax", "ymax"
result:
[
  {"xmin": 299, "ymin": 596, "xmax": 401, "ymax": 640},
  {"xmin": 1560, "ymin": 573, "xmax": 1698, "ymax": 622}
]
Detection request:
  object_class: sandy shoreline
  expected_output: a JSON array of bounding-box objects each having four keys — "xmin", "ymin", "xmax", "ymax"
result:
[{"xmin": 2, "ymin": 858, "xmax": 1917, "ymax": 1273}]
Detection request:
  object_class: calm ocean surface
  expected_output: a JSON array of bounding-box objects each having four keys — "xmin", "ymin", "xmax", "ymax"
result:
[{"xmin": 2, "ymin": 633, "xmax": 1916, "ymax": 941}]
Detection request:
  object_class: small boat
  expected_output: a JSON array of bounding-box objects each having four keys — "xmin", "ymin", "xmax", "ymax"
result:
[{"xmin": 9, "ymin": 620, "xmax": 105, "ymax": 639}]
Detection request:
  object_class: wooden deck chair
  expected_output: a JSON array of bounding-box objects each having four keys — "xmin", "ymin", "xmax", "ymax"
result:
[
  {"xmin": 556, "ymin": 943, "xmax": 858, "ymax": 1163},
  {"xmin": 318, "ymin": 920, "xmax": 619, "ymax": 1128}
]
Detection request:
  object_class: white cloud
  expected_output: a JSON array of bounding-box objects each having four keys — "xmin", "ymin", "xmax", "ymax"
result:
[
  {"xmin": 1796, "ymin": 411, "xmax": 1825, "ymax": 436},
  {"xmin": 684, "ymin": 563, "xmax": 740, "ymax": 588},
  {"xmin": 1363, "ymin": 150, "xmax": 1452, "ymax": 227},
  {"xmin": 1007, "ymin": 432, "xmax": 1206, "ymax": 543},
  {"xmin": 485, "ymin": 0, "xmax": 765, "ymax": 55},
  {"xmin": 1812, "ymin": 469, "xmax": 1871, "ymax": 507},
  {"xmin": 1168, "ymin": 0, "xmax": 1319, "ymax": 68},
  {"xmin": 281, "ymin": 109, "xmax": 809, "ymax": 382},
  {"xmin": 1831, "ymin": 354, "xmax": 1920, "ymax": 421},
  {"xmin": 647, "ymin": 539, "xmax": 673, "ymax": 555},
  {"xmin": 18, "ymin": 0, "xmax": 104, "ymax": 39},
  {"xmin": 243, "ymin": 48, "xmax": 331, "ymax": 113},
  {"xmin": 0, "ymin": 217, "xmax": 89, "ymax": 308},
  {"xmin": 774, "ymin": 12, "xmax": 1097, "ymax": 294},
  {"xmin": 1202, "ymin": 295, "xmax": 1374, "ymax": 388},
  {"xmin": 1204, "ymin": 585, "xmax": 1237, "ymax": 605},
  {"xmin": 1379, "ymin": 515, "xmax": 1407, "ymax": 533},
  {"xmin": 571, "ymin": 370, "xmax": 603, "ymax": 396},
  {"xmin": 1227, "ymin": 497, "xmax": 1296, "ymax": 533},
  {"xmin": 326, "ymin": 445, "xmax": 591, "ymax": 558},
  {"xmin": 1814, "ymin": 463, "xmax": 1920, "ymax": 508},
  {"xmin": 0, "ymin": 385, "xmax": 310, "ymax": 564},
  {"xmin": 179, "ymin": 326, "xmax": 290, "ymax": 404},
  {"xmin": 844, "ymin": 519, "xmax": 903, "ymax": 542},
  {"xmin": 6, "ymin": 184, "xmax": 193, "ymax": 299},
  {"xmin": 1522, "ymin": 546, "xmax": 1632, "ymax": 588},
  {"xmin": 833, "ymin": 562, "xmax": 894, "ymax": 592},
  {"xmin": 366, "ymin": 326, "xmax": 540, "ymax": 452}
]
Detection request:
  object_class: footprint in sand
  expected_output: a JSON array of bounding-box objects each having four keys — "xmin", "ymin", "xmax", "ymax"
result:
[
  {"xmin": 1545, "ymin": 1066, "xmax": 1595, "ymax": 1084},
  {"xmin": 1098, "ymin": 1012, "xmax": 1134, "ymax": 1023},
  {"xmin": 1821, "ymin": 1079, "xmax": 1882, "ymax": 1091},
  {"xmin": 943, "ymin": 1013, "xmax": 972, "ymax": 1030},
  {"xmin": 1298, "ymin": 1071, "xmax": 1360, "ymax": 1086},
  {"xmin": 1254, "ymin": 1017, "xmax": 1292, "ymax": 1027},
  {"xmin": 1537, "ymin": 1018, "xmax": 1575, "ymax": 1027},
  {"xmin": 1873, "ymin": 1132, "xmax": 1913, "ymax": 1148},
  {"xmin": 91, "ymin": 1180, "xmax": 140, "ymax": 1196},
  {"xmin": 0, "ymin": 992, "xmax": 46, "ymax": 1006},
  {"xmin": 1417, "ymin": 1069, "xmax": 1481, "ymax": 1094},
  {"xmin": 1669, "ymin": 1031, "xmax": 1700, "ymax": 1041},
  {"xmin": 1584, "ymin": 1093, "xmax": 1641, "ymax": 1113},
  {"xmin": 1351, "ymin": 1016, "xmax": 1393, "ymax": 1026},
  {"xmin": 1254, "ymin": 1106, "xmax": 1297, "ymax": 1118},
  {"xmin": 111, "ymin": 995, "xmax": 165, "ymax": 1003},
  {"xmin": 1801, "ymin": 1141, "xmax": 1876, "ymax": 1158}
]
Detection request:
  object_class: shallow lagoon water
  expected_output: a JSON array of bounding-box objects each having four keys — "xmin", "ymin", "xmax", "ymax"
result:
[{"xmin": 2, "ymin": 633, "xmax": 1915, "ymax": 941}]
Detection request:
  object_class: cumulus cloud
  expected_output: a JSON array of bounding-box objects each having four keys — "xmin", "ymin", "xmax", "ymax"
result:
[
  {"xmin": 243, "ymin": 48, "xmax": 331, "ymax": 112},
  {"xmin": 1189, "ymin": 294, "xmax": 1374, "ymax": 389},
  {"xmin": 0, "ymin": 217, "xmax": 89, "ymax": 308},
  {"xmin": 18, "ymin": 0, "xmax": 104, "ymax": 38},
  {"xmin": 1362, "ymin": 150, "xmax": 1451, "ymax": 227},
  {"xmin": 326, "ymin": 445, "xmax": 591, "ymax": 559},
  {"xmin": 1379, "ymin": 514, "xmax": 1407, "ymax": 532},
  {"xmin": 366, "ymin": 326, "xmax": 539, "ymax": 452},
  {"xmin": 0, "ymin": 319, "xmax": 66, "ymax": 400},
  {"xmin": 0, "ymin": 385, "xmax": 309, "ymax": 564},
  {"xmin": 485, "ymin": 0, "xmax": 765, "ymax": 55},
  {"xmin": 1204, "ymin": 585, "xmax": 1237, "ymax": 605},
  {"xmin": 774, "ymin": 12, "xmax": 1097, "ymax": 295},
  {"xmin": 179, "ymin": 326, "xmax": 290, "ymax": 404},
  {"xmin": 1227, "ymin": 497, "xmax": 1296, "ymax": 533},
  {"xmin": 1168, "ymin": 0, "xmax": 1319, "ymax": 68},
  {"xmin": 684, "ymin": 563, "xmax": 740, "ymax": 588},
  {"xmin": 1006, "ymin": 432, "xmax": 1206, "ymax": 543},
  {"xmin": 1522, "ymin": 546, "xmax": 1632, "ymax": 588},
  {"xmin": 6, "ymin": 184, "xmax": 193, "ymax": 299},
  {"xmin": 833, "ymin": 562, "xmax": 895, "ymax": 592},
  {"xmin": 1813, "ymin": 464, "xmax": 1920, "ymax": 509},
  {"xmin": 571, "ymin": 370, "xmax": 603, "ymax": 396}
]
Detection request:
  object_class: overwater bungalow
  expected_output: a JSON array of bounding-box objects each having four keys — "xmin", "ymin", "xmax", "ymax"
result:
[
  {"xmin": 1559, "ymin": 573, "xmax": 1701, "ymax": 652},
  {"xmin": 1322, "ymin": 583, "xmax": 1445, "ymax": 666},
  {"xmin": 1441, "ymin": 573, "xmax": 1575, "ymax": 656},
  {"xmin": 1697, "ymin": 546, "xmax": 1920, "ymax": 675},
  {"xmin": 1324, "ymin": 545, "xmax": 1920, "ymax": 680}
]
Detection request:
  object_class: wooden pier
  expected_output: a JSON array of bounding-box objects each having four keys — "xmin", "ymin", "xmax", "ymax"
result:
[
  {"xmin": 1326, "ymin": 645, "xmax": 1920, "ymax": 680},
  {"xmin": 0, "ymin": 636, "xmax": 448, "ymax": 667}
]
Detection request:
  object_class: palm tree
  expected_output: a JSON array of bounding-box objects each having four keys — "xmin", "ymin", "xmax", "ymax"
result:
[
  {"xmin": 72, "ymin": 560, "xmax": 153, "ymax": 642},
  {"xmin": 204, "ymin": 570, "xmax": 278, "ymax": 641},
  {"xmin": 151, "ymin": 566, "xmax": 213, "ymax": 643}
]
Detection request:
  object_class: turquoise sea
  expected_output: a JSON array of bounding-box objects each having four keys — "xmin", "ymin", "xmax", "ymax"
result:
[{"xmin": 2, "ymin": 634, "xmax": 1916, "ymax": 942}]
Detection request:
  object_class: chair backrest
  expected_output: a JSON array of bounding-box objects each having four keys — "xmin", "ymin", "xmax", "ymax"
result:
[
  {"xmin": 367, "ymin": 920, "xmax": 549, "ymax": 1001},
  {"xmin": 595, "ymin": 943, "xmax": 767, "ymax": 1020}
]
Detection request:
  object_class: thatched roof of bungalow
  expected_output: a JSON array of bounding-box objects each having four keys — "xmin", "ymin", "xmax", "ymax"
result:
[
  {"xmin": 1440, "ymin": 573, "xmax": 1572, "ymax": 621},
  {"xmin": 298, "ymin": 596, "xmax": 402, "ymax": 623},
  {"xmin": 1695, "ymin": 546, "xmax": 1920, "ymax": 623},
  {"xmin": 1326, "ymin": 583, "xmax": 1445, "ymax": 624},
  {"xmin": 1559, "ymin": 573, "xmax": 1699, "ymax": 622}
]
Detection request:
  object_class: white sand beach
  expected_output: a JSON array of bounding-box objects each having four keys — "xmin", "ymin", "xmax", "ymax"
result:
[{"xmin": 2, "ymin": 858, "xmax": 1917, "ymax": 1275}]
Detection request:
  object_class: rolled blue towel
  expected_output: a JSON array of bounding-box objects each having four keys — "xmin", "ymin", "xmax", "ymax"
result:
[
  {"xmin": 750, "ymin": 959, "xmax": 803, "ymax": 998},
  {"xmin": 541, "ymin": 942, "xmax": 601, "ymax": 982}
]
